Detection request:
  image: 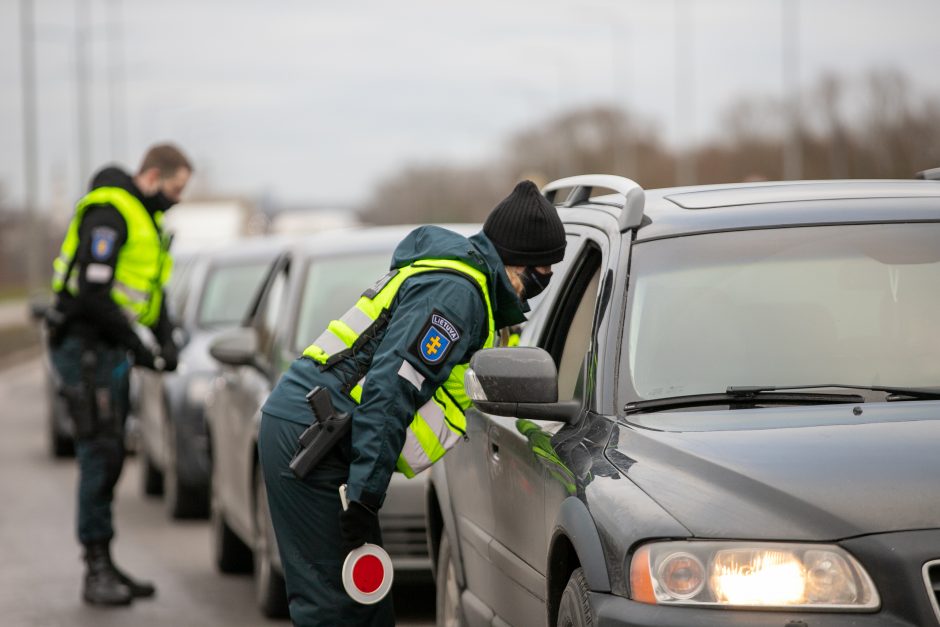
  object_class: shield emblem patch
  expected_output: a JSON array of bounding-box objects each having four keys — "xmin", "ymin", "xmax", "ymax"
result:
[{"xmin": 420, "ymin": 326, "xmax": 451, "ymax": 364}]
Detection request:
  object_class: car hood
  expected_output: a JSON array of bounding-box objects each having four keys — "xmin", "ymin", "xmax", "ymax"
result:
[{"xmin": 607, "ymin": 401, "xmax": 940, "ymax": 540}]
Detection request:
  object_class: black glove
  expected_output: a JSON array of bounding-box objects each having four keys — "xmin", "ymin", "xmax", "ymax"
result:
[
  {"xmin": 160, "ymin": 340, "xmax": 179, "ymax": 372},
  {"xmin": 133, "ymin": 345, "xmax": 164, "ymax": 371},
  {"xmin": 339, "ymin": 501, "xmax": 379, "ymax": 554}
]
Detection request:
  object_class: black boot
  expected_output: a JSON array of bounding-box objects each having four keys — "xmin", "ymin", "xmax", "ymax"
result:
[
  {"xmin": 83, "ymin": 543, "xmax": 133, "ymax": 606},
  {"xmin": 106, "ymin": 550, "xmax": 156, "ymax": 599}
]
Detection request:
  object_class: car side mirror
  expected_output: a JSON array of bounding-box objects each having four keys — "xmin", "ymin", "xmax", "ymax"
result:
[
  {"xmin": 209, "ymin": 326, "xmax": 258, "ymax": 367},
  {"xmin": 464, "ymin": 347, "xmax": 580, "ymax": 423}
]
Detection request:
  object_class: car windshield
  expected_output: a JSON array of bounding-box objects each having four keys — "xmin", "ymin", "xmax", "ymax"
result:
[
  {"xmin": 624, "ymin": 223, "xmax": 940, "ymax": 401},
  {"xmin": 293, "ymin": 253, "xmax": 391, "ymax": 352},
  {"xmin": 197, "ymin": 261, "xmax": 271, "ymax": 329}
]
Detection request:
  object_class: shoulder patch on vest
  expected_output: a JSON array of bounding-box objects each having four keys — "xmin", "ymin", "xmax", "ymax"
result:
[
  {"xmin": 90, "ymin": 227, "xmax": 117, "ymax": 261},
  {"xmin": 411, "ymin": 309, "xmax": 462, "ymax": 369}
]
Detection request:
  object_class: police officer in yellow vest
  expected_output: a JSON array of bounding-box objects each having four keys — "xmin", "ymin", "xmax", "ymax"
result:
[
  {"xmin": 48, "ymin": 144, "xmax": 192, "ymax": 606},
  {"xmin": 258, "ymin": 180, "xmax": 566, "ymax": 626}
]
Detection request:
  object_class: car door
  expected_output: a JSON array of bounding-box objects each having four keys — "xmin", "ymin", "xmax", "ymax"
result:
[
  {"xmin": 448, "ymin": 228, "xmax": 583, "ymax": 623},
  {"xmin": 217, "ymin": 255, "xmax": 291, "ymax": 539},
  {"xmin": 486, "ymin": 227, "xmax": 609, "ymax": 627}
]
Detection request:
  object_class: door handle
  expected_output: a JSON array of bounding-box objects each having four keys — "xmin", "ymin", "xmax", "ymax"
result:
[{"xmin": 490, "ymin": 440, "xmax": 500, "ymax": 461}]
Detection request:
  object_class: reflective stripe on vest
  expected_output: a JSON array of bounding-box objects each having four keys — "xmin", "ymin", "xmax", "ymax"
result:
[
  {"xmin": 303, "ymin": 259, "xmax": 496, "ymax": 478},
  {"xmin": 51, "ymin": 186, "xmax": 172, "ymax": 327}
]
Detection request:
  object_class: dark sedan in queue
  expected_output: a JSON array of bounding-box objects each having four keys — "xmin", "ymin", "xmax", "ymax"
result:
[{"xmin": 428, "ymin": 174, "xmax": 940, "ymax": 627}]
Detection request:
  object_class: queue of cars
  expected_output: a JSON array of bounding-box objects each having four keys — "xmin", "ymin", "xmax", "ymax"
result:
[{"xmin": 55, "ymin": 171, "xmax": 939, "ymax": 626}]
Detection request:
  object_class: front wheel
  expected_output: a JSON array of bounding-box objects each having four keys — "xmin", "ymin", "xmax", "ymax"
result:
[
  {"xmin": 139, "ymin": 444, "xmax": 163, "ymax": 496},
  {"xmin": 210, "ymin": 468, "xmax": 252, "ymax": 573},
  {"xmin": 435, "ymin": 532, "xmax": 465, "ymax": 627},
  {"xmin": 556, "ymin": 568, "xmax": 594, "ymax": 627},
  {"xmin": 164, "ymin": 420, "xmax": 208, "ymax": 519}
]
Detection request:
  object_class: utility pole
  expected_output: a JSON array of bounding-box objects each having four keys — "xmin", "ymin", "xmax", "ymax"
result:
[
  {"xmin": 20, "ymin": 0, "xmax": 42, "ymax": 296},
  {"xmin": 782, "ymin": 0, "xmax": 802, "ymax": 180},
  {"xmin": 107, "ymin": 0, "xmax": 125, "ymax": 161},
  {"xmin": 75, "ymin": 0, "xmax": 92, "ymax": 189},
  {"xmin": 675, "ymin": 0, "xmax": 696, "ymax": 186}
]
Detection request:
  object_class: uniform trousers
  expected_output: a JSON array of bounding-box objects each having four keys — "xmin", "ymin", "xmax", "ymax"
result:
[
  {"xmin": 51, "ymin": 335, "xmax": 130, "ymax": 546},
  {"xmin": 258, "ymin": 412, "xmax": 395, "ymax": 627}
]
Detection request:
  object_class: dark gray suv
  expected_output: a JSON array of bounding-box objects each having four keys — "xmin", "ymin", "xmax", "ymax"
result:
[{"xmin": 427, "ymin": 174, "xmax": 940, "ymax": 626}]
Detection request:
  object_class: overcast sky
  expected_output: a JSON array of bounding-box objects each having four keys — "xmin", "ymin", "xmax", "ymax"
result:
[{"xmin": 1, "ymin": 0, "xmax": 939, "ymax": 211}]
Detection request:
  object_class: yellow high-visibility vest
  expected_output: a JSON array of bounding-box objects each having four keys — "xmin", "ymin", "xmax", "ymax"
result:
[
  {"xmin": 303, "ymin": 258, "xmax": 495, "ymax": 477},
  {"xmin": 52, "ymin": 186, "xmax": 172, "ymax": 327}
]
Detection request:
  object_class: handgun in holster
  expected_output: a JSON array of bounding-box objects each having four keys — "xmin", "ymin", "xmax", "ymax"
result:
[
  {"xmin": 289, "ymin": 386, "xmax": 352, "ymax": 479},
  {"xmin": 62, "ymin": 348, "xmax": 118, "ymax": 440}
]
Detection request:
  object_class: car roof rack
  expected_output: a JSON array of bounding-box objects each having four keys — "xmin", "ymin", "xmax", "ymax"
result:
[
  {"xmin": 915, "ymin": 167, "xmax": 940, "ymax": 181},
  {"xmin": 542, "ymin": 174, "xmax": 646, "ymax": 231}
]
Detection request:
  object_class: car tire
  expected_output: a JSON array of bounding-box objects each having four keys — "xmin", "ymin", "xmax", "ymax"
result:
[
  {"xmin": 164, "ymin": 419, "xmax": 209, "ymax": 520},
  {"xmin": 210, "ymin": 470, "xmax": 253, "ymax": 574},
  {"xmin": 139, "ymin": 444, "xmax": 164, "ymax": 496},
  {"xmin": 435, "ymin": 532, "xmax": 465, "ymax": 627},
  {"xmin": 254, "ymin": 470, "xmax": 288, "ymax": 618},
  {"xmin": 557, "ymin": 568, "xmax": 594, "ymax": 627}
]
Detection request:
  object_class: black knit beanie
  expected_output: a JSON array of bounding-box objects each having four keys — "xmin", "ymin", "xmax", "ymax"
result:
[{"xmin": 483, "ymin": 180, "xmax": 566, "ymax": 266}]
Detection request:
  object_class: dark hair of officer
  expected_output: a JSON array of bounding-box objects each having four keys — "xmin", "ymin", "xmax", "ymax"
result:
[{"xmin": 138, "ymin": 143, "xmax": 193, "ymax": 178}]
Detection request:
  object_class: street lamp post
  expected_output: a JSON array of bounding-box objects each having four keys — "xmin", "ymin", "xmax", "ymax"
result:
[
  {"xmin": 675, "ymin": 0, "xmax": 696, "ymax": 186},
  {"xmin": 20, "ymin": 0, "xmax": 42, "ymax": 297},
  {"xmin": 782, "ymin": 0, "xmax": 802, "ymax": 180},
  {"xmin": 75, "ymin": 0, "xmax": 92, "ymax": 190}
]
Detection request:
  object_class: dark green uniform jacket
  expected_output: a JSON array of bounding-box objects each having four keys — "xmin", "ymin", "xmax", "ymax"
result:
[{"xmin": 261, "ymin": 225, "xmax": 526, "ymax": 508}]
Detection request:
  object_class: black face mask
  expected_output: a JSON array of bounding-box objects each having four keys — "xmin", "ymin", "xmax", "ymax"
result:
[
  {"xmin": 520, "ymin": 267, "xmax": 552, "ymax": 299},
  {"xmin": 146, "ymin": 191, "xmax": 176, "ymax": 213}
]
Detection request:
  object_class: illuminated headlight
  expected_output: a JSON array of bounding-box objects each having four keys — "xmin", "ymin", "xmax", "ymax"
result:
[
  {"xmin": 463, "ymin": 368, "xmax": 488, "ymax": 401},
  {"xmin": 629, "ymin": 541, "xmax": 879, "ymax": 610},
  {"xmin": 186, "ymin": 376, "xmax": 214, "ymax": 406}
]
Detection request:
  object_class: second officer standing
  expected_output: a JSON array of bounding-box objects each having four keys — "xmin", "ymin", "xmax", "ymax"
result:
[{"xmin": 48, "ymin": 143, "xmax": 192, "ymax": 606}]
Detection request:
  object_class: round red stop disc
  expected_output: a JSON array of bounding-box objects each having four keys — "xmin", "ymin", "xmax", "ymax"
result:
[{"xmin": 342, "ymin": 543, "xmax": 394, "ymax": 605}]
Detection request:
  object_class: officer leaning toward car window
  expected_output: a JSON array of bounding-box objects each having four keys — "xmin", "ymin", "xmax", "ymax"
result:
[
  {"xmin": 47, "ymin": 143, "xmax": 192, "ymax": 606},
  {"xmin": 258, "ymin": 180, "xmax": 566, "ymax": 626}
]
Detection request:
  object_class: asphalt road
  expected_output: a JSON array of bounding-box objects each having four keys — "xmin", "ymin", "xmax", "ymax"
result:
[{"xmin": 0, "ymin": 358, "xmax": 435, "ymax": 626}]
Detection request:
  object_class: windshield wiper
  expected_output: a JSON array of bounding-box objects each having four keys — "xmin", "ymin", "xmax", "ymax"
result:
[
  {"xmin": 726, "ymin": 384, "xmax": 940, "ymax": 402},
  {"xmin": 624, "ymin": 389, "xmax": 865, "ymax": 415}
]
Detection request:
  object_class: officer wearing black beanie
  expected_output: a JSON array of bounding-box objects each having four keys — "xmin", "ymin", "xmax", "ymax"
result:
[
  {"xmin": 258, "ymin": 179, "xmax": 566, "ymax": 627},
  {"xmin": 484, "ymin": 179, "xmax": 566, "ymax": 299}
]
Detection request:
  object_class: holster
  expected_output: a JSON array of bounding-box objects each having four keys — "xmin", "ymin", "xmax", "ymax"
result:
[
  {"xmin": 61, "ymin": 349, "xmax": 119, "ymax": 440},
  {"xmin": 289, "ymin": 387, "xmax": 352, "ymax": 479}
]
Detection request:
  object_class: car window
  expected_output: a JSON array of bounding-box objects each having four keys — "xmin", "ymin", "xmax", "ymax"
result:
[
  {"xmin": 557, "ymin": 269, "xmax": 601, "ymax": 400},
  {"xmin": 166, "ymin": 255, "xmax": 196, "ymax": 321},
  {"xmin": 197, "ymin": 262, "xmax": 272, "ymax": 329},
  {"xmin": 292, "ymin": 253, "xmax": 391, "ymax": 353},
  {"xmin": 255, "ymin": 263, "xmax": 290, "ymax": 361},
  {"xmin": 624, "ymin": 223, "xmax": 940, "ymax": 400},
  {"xmin": 540, "ymin": 245, "xmax": 603, "ymax": 401},
  {"xmin": 512, "ymin": 233, "xmax": 584, "ymax": 348}
]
